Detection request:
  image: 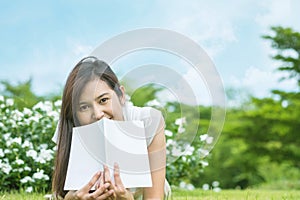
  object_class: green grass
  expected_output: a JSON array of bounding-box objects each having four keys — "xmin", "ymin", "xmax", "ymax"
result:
[
  {"xmin": 1, "ymin": 189, "xmax": 300, "ymax": 200},
  {"xmin": 172, "ymin": 189, "xmax": 300, "ymax": 200}
]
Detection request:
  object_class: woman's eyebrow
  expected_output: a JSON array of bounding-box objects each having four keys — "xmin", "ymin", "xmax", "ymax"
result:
[{"xmin": 95, "ymin": 92, "xmax": 110, "ymax": 101}]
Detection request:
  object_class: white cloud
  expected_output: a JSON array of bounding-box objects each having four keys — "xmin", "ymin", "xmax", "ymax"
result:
[
  {"xmin": 229, "ymin": 66, "xmax": 298, "ymax": 98},
  {"xmin": 154, "ymin": 0, "xmax": 240, "ymax": 57},
  {"xmin": 72, "ymin": 42, "xmax": 94, "ymax": 57}
]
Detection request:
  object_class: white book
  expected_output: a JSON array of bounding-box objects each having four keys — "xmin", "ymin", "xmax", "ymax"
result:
[{"xmin": 64, "ymin": 118, "xmax": 152, "ymax": 190}]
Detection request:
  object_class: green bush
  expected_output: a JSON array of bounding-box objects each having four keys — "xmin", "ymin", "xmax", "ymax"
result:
[
  {"xmin": 0, "ymin": 96, "xmax": 59, "ymax": 192},
  {"xmin": 0, "ymin": 95, "xmax": 210, "ymax": 192}
]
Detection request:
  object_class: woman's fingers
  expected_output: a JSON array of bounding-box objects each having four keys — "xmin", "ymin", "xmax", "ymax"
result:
[
  {"xmin": 103, "ymin": 165, "xmax": 112, "ymax": 183},
  {"xmin": 82, "ymin": 171, "xmax": 102, "ymax": 192},
  {"xmin": 88, "ymin": 182, "xmax": 114, "ymax": 199},
  {"xmin": 104, "ymin": 164, "xmax": 117, "ymax": 192},
  {"xmin": 113, "ymin": 163, "xmax": 124, "ymax": 188}
]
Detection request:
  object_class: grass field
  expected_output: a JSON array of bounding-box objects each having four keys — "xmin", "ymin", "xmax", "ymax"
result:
[{"xmin": 1, "ymin": 189, "xmax": 300, "ymax": 199}]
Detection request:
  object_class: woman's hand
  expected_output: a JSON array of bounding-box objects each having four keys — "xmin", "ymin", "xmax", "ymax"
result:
[
  {"xmin": 103, "ymin": 163, "xmax": 134, "ymax": 200},
  {"xmin": 65, "ymin": 171, "xmax": 114, "ymax": 200}
]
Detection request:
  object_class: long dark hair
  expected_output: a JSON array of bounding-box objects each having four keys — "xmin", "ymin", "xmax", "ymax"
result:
[{"xmin": 52, "ymin": 56, "xmax": 122, "ymax": 198}]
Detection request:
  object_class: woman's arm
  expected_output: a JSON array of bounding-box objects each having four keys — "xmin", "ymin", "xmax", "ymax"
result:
[{"xmin": 143, "ymin": 118, "xmax": 166, "ymax": 199}]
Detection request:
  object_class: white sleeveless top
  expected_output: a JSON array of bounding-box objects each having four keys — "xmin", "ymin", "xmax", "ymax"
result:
[
  {"xmin": 122, "ymin": 103, "xmax": 164, "ymax": 146},
  {"xmin": 52, "ymin": 103, "xmax": 171, "ymax": 199}
]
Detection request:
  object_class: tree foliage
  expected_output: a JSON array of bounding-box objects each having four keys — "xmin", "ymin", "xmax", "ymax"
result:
[
  {"xmin": 199, "ymin": 26, "xmax": 300, "ymax": 189},
  {"xmin": 0, "ymin": 79, "xmax": 44, "ymax": 109},
  {"xmin": 262, "ymin": 26, "xmax": 300, "ymax": 86}
]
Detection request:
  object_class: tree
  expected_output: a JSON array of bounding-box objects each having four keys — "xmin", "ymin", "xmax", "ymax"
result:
[
  {"xmin": 198, "ymin": 26, "xmax": 300, "ymax": 190},
  {"xmin": 0, "ymin": 79, "xmax": 61, "ymax": 109},
  {"xmin": 262, "ymin": 26, "xmax": 300, "ymax": 86},
  {"xmin": 0, "ymin": 79, "xmax": 44, "ymax": 109}
]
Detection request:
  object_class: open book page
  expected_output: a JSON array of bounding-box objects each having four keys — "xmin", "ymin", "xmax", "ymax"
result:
[
  {"xmin": 104, "ymin": 119, "xmax": 152, "ymax": 188},
  {"xmin": 64, "ymin": 121, "xmax": 105, "ymax": 190},
  {"xmin": 64, "ymin": 118, "xmax": 152, "ymax": 190}
]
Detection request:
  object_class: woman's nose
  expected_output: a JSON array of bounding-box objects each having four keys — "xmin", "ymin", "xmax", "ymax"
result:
[{"xmin": 93, "ymin": 108, "xmax": 104, "ymax": 120}]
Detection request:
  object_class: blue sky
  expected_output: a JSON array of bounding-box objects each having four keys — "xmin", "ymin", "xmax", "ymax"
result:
[{"xmin": 1, "ymin": 0, "xmax": 300, "ymax": 105}]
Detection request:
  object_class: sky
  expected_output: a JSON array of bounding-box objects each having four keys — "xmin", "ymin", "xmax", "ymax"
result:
[{"xmin": 1, "ymin": 0, "xmax": 300, "ymax": 106}]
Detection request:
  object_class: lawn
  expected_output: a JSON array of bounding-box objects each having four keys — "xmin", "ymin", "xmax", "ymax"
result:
[
  {"xmin": 1, "ymin": 189, "xmax": 300, "ymax": 200},
  {"xmin": 172, "ymin": 189, "xmax": 300, "ymax": 200}
]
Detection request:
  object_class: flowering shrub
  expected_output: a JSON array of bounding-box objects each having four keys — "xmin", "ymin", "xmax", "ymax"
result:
[
  {"xmin": 164, "ymin": 116, "xmax": 210, "ymax": 188},
  {"xmin": 0, "ymin": 96, "xmax": 60, "ymax": 192},
  {"xmin": 146, "ymin": 100, "xmax": 211, "ymax": 188},
  {"xmin": 0, "ymin": 95, "xmax": 211, "ymax": 192}
]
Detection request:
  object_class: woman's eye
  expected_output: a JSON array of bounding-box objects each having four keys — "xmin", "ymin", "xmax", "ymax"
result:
[
  {"xmin": 99, "ymin": 98, "xmax": 109, "ymax": 104},
  {"xmin": 79, "ymin": 105, "xmax": 89, "ymax": 111}
]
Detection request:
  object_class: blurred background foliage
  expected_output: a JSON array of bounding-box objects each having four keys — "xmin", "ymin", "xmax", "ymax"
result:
[{"xmin": 1, "ymin": 26, "xmax": 300, "ymax": 191}]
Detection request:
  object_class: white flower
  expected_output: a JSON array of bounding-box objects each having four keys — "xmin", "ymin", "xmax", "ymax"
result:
[
  {"xmin": 166, "ymin": 139, "xmax": 175, "ymax": 147},
  {"xmin": 28, "ymin": 115, "xmax": 40, "ymax": 123},
  {"xmin": 17, "ymin": 168, "xmax": 24, "ymax": 172},
  {"xmin": 22, "ymin": 140, "xmax": 33, "ymax": 148},
  {"xmin": 36, "ymin": 149, "xmax": 53, "ymax": 163},
  {"xmin": 0, "ymin": 162, "xmax": 12, "ymax": 174},
  {"xmin": 24, "ymin": 166, "xmax": 32, "ymax": 171},
  {"xmin": 33, "ymin": 101, "xmax": 53, "ymax": 112},
  {"xmin": 6, "ymin": 137, "xmax": 22, "ymax": 146},
  {"xmin": 33, "ymin": 170, "xmax": 44, "ymax": 179},
  {"xmin": 175, "ymin": 117, "xmax": 186, "ymax": 126},
  {"xmin": 200, "ymin": 134, "xmax": 208, "ymax": 141},
  {"xmin": 0, "ymin": 122, "xmax": 4, "ymax": 128},
  {"xmin": 171, "ymin": 146, "xmax": 182, "ymax": 157},
  {"xmin": 33, "ymin": 170, "xmax": 49, "ymax": 180},
  {"xmin": 206, "ymin": 136, "xmax": 214, "ymax": 144},
  {"xmin": 4, "ymin": 149, "xmax": 12, "ymax": 154},
  {"xmin": 54, "ymin": 100, "xmax": 62, "ymax": 107},
  {"xmin": 26, "ymin": 149, "xmax": 38, "ymax": 160},
  {"xmin": 202, "ymin": 183, "xmax": 210, "ymax": 191},
  {"xmin": 6, "ymin": 98, "xmax": 14, "ymax": 106},
  {"xmin": 0, "ymin": 95, "xmax": 4, "ymax": 102},
  {"xmin": 0, "ymin": 149, "xmax": 4, "ymax": 157},
  {"xmin": 186, "ymin": 183, "xmax": 195, "ymax": 190},
  {"xmin": 23, "ymin": 107, "xmax": 33, "ymax": 116},
  {"xmin": 25, "ymin": 186, "xmax": 33, "ymax": 193},
  {"xmin": 177, "ymin": 126, "xmax": 186, "ymax": 134},
  {"xmin": 8, "ymin": 119, "xmax": 17, "ymax": 127},
  {"xmin": 39, "ymin": 144, "xmax": 48, "ymax": 150},
  {"xmin": 200, "ymin": 134, "xmax": 214, "ymax": 144},
  {"xmin": 179, "ymin": 181, "xmax": 187, "ymax": 189},
  {"xmin": 198, "ymin": 149, "xmax": 209, "ymax": 157},
  {"xmin": 15, "ymin": 159, "xmax": 24, "ymax": 165},
  {"xmin": 48, "ymin": 111, "xmax": 59, "ymax": 120},
  {"xmin": 179, "ymin": 181, "xmax": 195, "ymax": 190},
  {"xmin": 3, "ymin": 133, "xmax": 11, "ymax": 140},
  {"xmin": 20, "ymin": 176, "xmax": 34, "ymax": 183},
  {"xmin": 12, "ymin": 137, "xmax": 22, "ymax": 145},
  {"xmin": 11, "ymin": 110, "xmax": 24, "ymax": 121},
  {"xmin": 184, "ymin": 145, "xmax": 194, "ymax": 156},
  {"xmin": 200, "ymin": 160, "xmax": 209, "ymax": 167},
  {"xmin": 212, "ymin": 181, "xmax": 220, "ymax": 187},
  {"xmin": 164, "ymin": 130, "xmax": 173, "ymax": 137}
]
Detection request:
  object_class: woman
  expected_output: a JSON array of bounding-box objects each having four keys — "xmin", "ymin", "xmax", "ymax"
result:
[{"xmin": 52, "ymin": 56, "xmax": 169, "ymax": 199}]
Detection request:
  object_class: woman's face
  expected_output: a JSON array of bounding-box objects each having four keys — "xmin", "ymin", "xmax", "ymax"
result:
[{"xmin": 75, "ymin": 79, "xmax": 125, "ymax": 126}]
